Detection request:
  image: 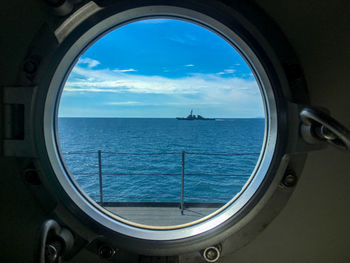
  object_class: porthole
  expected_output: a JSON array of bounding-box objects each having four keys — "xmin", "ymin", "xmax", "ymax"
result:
[
  {"xmin": 47, "ymin": 6, "xmax": 276, "ymax": 239},
  {"xmin": 33, "ymin": 0, "xmax": 307, "ymax": 255},
  {"xmin": 57, "ymin": 17, "xmax": 266, "ymax": 228}
]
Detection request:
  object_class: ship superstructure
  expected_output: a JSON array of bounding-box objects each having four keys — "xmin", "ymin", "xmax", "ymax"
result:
[{"xmin": 176, "ymin": 110, "xmax": 215, "ymax": 120}]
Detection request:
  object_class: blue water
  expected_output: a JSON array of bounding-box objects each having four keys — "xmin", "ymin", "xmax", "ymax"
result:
[{"xmin": 58, "ymin": 118, "xmax": 265, "ymax": 203}]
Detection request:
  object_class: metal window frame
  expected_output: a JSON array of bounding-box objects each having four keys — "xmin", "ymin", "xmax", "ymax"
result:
[{"xmin": 23, "ymin": 0, "xmax": 309, "ymax": 256}]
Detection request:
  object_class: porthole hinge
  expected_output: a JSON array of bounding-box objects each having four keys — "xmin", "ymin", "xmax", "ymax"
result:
[
  {"xmin": 1, "ymin": 86, "xmax": 37, "ymax": 157},
  {"xmin": 300, "ymin": 106, "xmax": 350, "ymax": 152}
]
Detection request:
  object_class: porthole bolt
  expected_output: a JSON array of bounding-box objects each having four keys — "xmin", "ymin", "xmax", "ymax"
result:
[
  {"xmin": 202, "ymin": 246, "xmax": 221, "ymax": 262},
  {"xmin": 23, "ymin": 59, "xmax": 38, "ymax": 74},
  {"xmin": 39, "ymin": 220, "xmax": 74, "ymax": 263},
  {"xmin": 98, "ymin": 244, "xmax": 116, "ymax": 260},
  {"xmin": 45, "ymin": 240, "xmax": 62, "ymax": 263},
  {"xmin": 282, "ymin": 171, "xmax": 298, "ymax": 187},
  {"xmin": 24, "ymin": 169, "xmax": 41, "ymax": 185}
]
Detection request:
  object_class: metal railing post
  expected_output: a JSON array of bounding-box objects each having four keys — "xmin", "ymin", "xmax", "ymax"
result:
[
  {"xmin": 180, "ymin": 150, "xmax": 185, "ymax": 214},
  {"xmin": 98, "ymin": 150, "xmax": 103, "ymax": 205}
]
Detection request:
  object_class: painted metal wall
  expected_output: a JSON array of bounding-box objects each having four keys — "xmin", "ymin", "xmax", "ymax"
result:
[{"xmin": 0, "ymin": 1, "xmax": 349, "ymax": 262}]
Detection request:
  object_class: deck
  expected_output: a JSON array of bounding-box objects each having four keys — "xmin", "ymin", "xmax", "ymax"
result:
[{"xmin": 104, "ymin": 203, "xmax": 223, "ymax": 226}]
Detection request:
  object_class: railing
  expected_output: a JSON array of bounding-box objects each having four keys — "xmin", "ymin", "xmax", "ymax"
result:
[{"xmin": 62, "ymin": 150, "xmax": 260, "ymax": 214}]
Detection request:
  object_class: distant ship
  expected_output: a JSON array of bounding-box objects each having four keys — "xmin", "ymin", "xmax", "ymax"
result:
[{"xmin": 176, "ymin": 110, "xmax": 215, "ymax": 120}]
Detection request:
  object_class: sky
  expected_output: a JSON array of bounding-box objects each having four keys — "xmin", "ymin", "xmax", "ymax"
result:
[{"xmin": 58, "ymin": 19, "xmax": 264, "ymax": 118}]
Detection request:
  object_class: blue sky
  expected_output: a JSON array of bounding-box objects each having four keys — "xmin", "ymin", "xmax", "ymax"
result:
[{"xmin": 59, "ymin": 19, "xmax": 264, "ymax": 118}]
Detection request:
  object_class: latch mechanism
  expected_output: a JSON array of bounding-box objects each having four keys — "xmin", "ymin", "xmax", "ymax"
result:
[
  {"xmin": 300, "ymin": 107, "xmax": 350, "ymax": 152},
  {"xmin": 39, "ymin": 220, "xmax": 74, "ymax": 263}
]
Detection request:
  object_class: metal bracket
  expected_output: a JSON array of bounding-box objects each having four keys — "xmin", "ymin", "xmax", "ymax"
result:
[
  {"xmin": 300, "ymin": 106, "xmax": 350, "ymax": 152},
  {"xmin": 2, "ymin": 86, "xmax": 37, "ymax": 157}
]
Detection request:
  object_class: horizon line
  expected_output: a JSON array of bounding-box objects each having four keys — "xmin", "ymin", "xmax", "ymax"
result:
[{"xmin": 57, "ymin": 116, "xmax": 265, "ymax": 119}]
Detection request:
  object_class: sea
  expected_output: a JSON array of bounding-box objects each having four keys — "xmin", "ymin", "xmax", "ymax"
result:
[{"xmin": 58, "ymin": 118, "xmax": 265, "ymax": 204}]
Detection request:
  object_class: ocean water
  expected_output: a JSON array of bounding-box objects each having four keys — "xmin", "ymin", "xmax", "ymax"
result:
[{"xmin": 58, "ymin": 118, "xmax": 265, "ymax": 204}]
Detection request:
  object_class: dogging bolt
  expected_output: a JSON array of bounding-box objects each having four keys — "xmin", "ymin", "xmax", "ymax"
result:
[{"xmin": 203, "ymin": 246, "xmax": 220, "ymax": 262}]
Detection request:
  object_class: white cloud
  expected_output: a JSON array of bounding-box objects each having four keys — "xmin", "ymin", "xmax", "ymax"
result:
[
  {"xmin": 217, "ymin": 69, "xmax": 235, "ymax": 75},
  {"xmin": 78, "ymin": 58, "xmax": 100, "ymax": 68},
  {"xmin": 64, "ymin": 66, "xmax": 261, "ymax": 108},
  {"xmin": 185, "ymin": 64, "xmax": 194, "ymax": 67},
  {"xmin": 113, "ymin": 68, "xmax": 137, "ymax": 73},
  {"xmin": 107, "ymin": 101, "xmax": 140, "ymax": 105}
]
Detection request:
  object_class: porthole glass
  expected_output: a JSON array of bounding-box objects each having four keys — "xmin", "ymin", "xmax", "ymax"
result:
[{"xmin": 56, "ymin": 18, "xmax": 266, "ymax": 228}]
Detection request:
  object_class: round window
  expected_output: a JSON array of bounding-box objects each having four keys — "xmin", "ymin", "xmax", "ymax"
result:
[
  {"xmin": 57, "ymin": 18, "xmax": 266, "ymax": 228},
  {"xmin": 37, "ymin": 2, "xmax": 304, "ymax": 251}
]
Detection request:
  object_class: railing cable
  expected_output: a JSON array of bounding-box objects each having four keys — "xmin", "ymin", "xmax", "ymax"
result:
[{"xmin": 62, "ymin": 149, "xmax": 258, "ymax": 213}]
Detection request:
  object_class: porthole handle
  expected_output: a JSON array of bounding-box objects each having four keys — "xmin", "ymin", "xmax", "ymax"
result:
[{"xmin": 300, "ymin": 107, "xmax": 350, "ymax": 152}]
